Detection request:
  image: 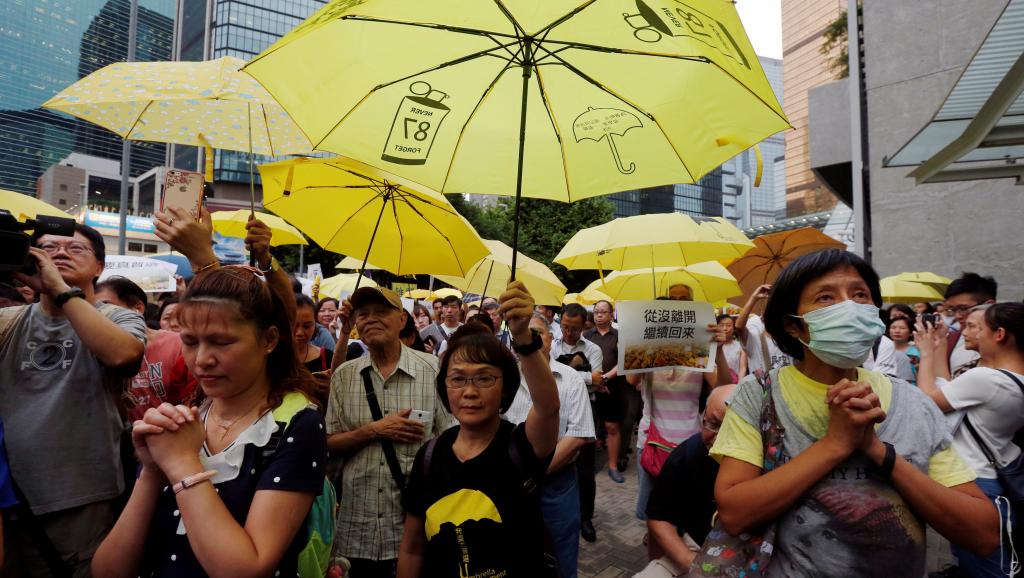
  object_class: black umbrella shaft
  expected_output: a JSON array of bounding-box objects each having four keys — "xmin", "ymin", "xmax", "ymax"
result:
[
  {"xmin": 510, "ymin": 38, "xmax": 534, "ymax": 284},
  {"xmin": 356, "ymin": 190, "xmax": 391, "ymax": 292}
]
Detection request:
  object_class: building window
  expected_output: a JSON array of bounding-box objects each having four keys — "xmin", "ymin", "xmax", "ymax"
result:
[
  {"xmin": 128, "ymin": 242, "xmax": 143, "ymax": 252},
  {"xmin": 144, "ymin": 244, "xmax": 158, "ymax": 253},
  {"xmin": 58, "ymin": 198, "xmax": 67, "ymax": 205},
  {"xmin": 59, "ymin": 184, "xmax": 68, "ymax": 191}
]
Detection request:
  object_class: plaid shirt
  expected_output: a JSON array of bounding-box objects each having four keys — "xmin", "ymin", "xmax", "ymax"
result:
[{"xmin": 327, "ymin": 345, "xmax": 453, "ymax": 561}]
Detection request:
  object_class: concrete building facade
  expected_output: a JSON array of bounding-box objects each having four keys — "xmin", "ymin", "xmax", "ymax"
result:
[
  {"xmin": 781, "ymin": 0, "xmax": 845, "ymax": 217},
  {"xmin": 862, "ymin": 0, "xmax": 1024, "ymax": 298}
]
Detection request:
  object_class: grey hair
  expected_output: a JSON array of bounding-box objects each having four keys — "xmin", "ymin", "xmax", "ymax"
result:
[{"xmin": 530, "ymin": 312, "xmax": 551, "ymax": 335}]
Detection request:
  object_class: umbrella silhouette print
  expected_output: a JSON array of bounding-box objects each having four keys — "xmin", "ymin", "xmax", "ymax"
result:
[{"xmin": 573, "ymin": 107, "xmax": 643, "ymax": 175}]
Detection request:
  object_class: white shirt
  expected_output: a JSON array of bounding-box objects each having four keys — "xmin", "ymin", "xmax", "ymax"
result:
[
  {"xmin": 743, "ymin": 314, "xmax": 791, "ymax": 374},
  {"xmin": 950, "ymin": 334, "xmax": 981, "ymax": 376},
  {"xmin": 550, "ymin": 336, "xmax": 603, "ymax": 385},
  {"xmin": 864, "ymin": 335, "xmax": 899, "ymax": 378},
  {"xmin": 945, "ymin": 367, "xmax": 1024, "ymax": 478},
  {"xmin": 504, "ymin": 359, "xmax": 595, "ymax": 441},
  {"xmin": 548, "ymin": 319, "xmax": 562, "ymax": 341}
]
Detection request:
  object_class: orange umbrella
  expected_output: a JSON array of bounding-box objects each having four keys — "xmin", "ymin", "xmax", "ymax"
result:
[{"xmin": 727, "ymin": 228, "xmax": 846, "ymax": 306}]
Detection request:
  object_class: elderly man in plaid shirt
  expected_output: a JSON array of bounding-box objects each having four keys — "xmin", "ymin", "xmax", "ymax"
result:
[{"xmin": 327, "ymin": 287, "xmax": 453, "ymax": 578}]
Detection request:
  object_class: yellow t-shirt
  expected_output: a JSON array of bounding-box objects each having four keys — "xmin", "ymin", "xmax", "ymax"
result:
[{"xmin": 710, "ymin": 366, "xmax": 975, "ymax": 487}]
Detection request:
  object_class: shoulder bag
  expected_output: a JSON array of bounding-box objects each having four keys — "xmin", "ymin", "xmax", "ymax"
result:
[{"xmin": 360, "ymin": 366, "xmax": 408, "ymax": 501}]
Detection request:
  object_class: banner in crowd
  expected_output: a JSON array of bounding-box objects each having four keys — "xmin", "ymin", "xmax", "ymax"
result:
[
  {"xmin": 100, "ymin": 255, "xmax": 177, "ymax": 293},
  {"xmin": 617, "ymin": 299, "xmax": 717, "ymax": 374}
]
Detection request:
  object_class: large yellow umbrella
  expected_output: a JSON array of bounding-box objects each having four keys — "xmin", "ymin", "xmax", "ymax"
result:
[
  {"xmin": 319, "ymin": 272, "xmax": 378, "ymax": 300},
  {"xmin": 211, "ymin": 210, "xmax": 307, "ymax": 246},
  {"xmin": 895, "ymin": 272, "xmax": 951, "ymax": 289},
  {"xmin": 0, "ymin": 189, "xmax": 69, "ymax": 221},
  {"xmin": 43, "ymin": 57, "xmax": 311, "ymax": 156},
  {"xmin": 243, "ymin": 0, "xmax": 789, "ymax": 270},
  {"xmin": 435, "ymin": 239, "xmax": 567, "ymax": 306},
  {"xmin": 726, "ymin": 227, "xmax": 846, "ymax": 306},
  {"xmin": 432, "ymin": 288, "xmax": 464, "ymax": 300},
  {"xmin": 585, "ymin": 261, "xmax": 741, "ymax": 302},
  {"xmin": 880, "ymin": 277, "xmax": 945, "ymax": 304},
  {"xmin": 257, "ymin": 156, "xmax": 489, "ymax": 280},
  {"xmin": 404, "ymin": 289, "xmax": 433, "ymax": 300},
  {"xmin": 563, "ymin": 288, "xmax": 614, "ymax": 306},
  {"xmin": 554, "ymin": 213, "xmax": 754, "ymax": 271},
  {"xmin": 335, "ymin": 256, "xmax": 382, "ymax": 271}
]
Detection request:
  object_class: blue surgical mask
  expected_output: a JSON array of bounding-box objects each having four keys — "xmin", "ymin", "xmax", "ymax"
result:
[{"xmin": 791, "ymin": 300, "xmax": 885, "ymax": 369}]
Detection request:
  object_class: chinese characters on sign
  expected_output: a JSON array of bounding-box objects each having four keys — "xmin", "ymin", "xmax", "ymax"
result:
[
  {"xmin": 99, "ymin": 256, "xmax": 177, "ymax": 293},
  {"xmin": 618, "ymin": 299, "xmax": 717, "ymax": 374}
]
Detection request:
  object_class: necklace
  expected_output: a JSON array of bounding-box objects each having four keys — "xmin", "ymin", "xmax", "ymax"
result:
[{"xmin": 209, "ymin": 398, "xmax": 265, "ymax": 441}]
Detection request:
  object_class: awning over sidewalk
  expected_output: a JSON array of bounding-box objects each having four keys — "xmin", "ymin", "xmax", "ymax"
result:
[{"xmin": 885, "ymin": 0, "xmax": 1024, "ymax": 184}]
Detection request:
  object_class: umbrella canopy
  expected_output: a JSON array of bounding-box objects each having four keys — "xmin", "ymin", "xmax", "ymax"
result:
[
  {"xmin": 1, "ymin": 189, "xmax": 70, "ymax": 221},
  {"xmin": 880, "ymin": 277, "xmax": 946, "ymax": 304},
  {"xmin": 894, "ymin": 271, "xmax": 951, "ymax": 289},
  {"xmin": 435, "ymin": 239, "xmax": 567, "ymax": 306},
  {"xmin": 243, "ymin": 0, "xmax": 789, "ymax": 271},
  {"xmin": 211, "ymin": 209, "xmax": 308, "ymax": 246},
  {"xmin": 43, "ymin": 57, "xmax": 311, "ymax": 155},
  {"xmin": 554, "ymin": 213, "xmax": 754, "ymax": 271},
  {"xmin": 726, "ymin": 227, "xmax": 846, "ymax": 306},
  {"xmin": 585, "ymin": 261, "xmax": 740, "ymax": 302},
  {"xmin": 404, "ymin": 289, "xmax": 433, "ymax": 300},
  {"xmin": 563, "ymin": 288, "xmax": 614, "ymax": 306},
  {"xmin": 319, "ymin": 272, "xmax": 378, "ymax": 300},
  {"xmin": 150, "ymin": 252, "xmax": 194, "ymax": 281},
  {"xmin": 258, "ymin": 156, "xmax": 489, "ymax": 278},
  {"xmin": 335, "ymin": 256, "xmax": 382, "ymax": 270},
  {"xmin": 433, "ymin": 288, "xmax": 464, "ymax": 300}
]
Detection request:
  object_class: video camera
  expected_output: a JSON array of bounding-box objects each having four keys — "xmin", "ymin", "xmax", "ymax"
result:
[{"xmin": 0, "ymin": 209, "xmax": 77, "ymax": 278}]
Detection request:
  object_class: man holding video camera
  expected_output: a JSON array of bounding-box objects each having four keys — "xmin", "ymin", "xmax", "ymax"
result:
[{"xmin": 0, "ymin": 223, "xmax": 146, "ymax": 577}]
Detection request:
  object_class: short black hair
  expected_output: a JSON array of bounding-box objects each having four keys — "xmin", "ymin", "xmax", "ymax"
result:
[
  {"xmin": 886, "ymin": 316, "xmax": 913, "ymax": 339},
  {"xmin": 158, "ymin": 297, "xmax": 179, "ymax": 321},
  {"xmin": 32, "ymin": 223, "xmax": 105, "ymax": 280},
  {"xmin": 984, "ymin": 302, "xmax": 1024, "ymax": 355},
  {"xmin": 593, "ymin": 300, "xmax": 613, "ymax": 312},
  {"xmin": 945, "ymin": 273, "xmax": 997, "ymax": 302},
  {"xmin": 887, "ymin": 304, "xmax": 915, "ymax": 323},
  {"xmin": 96, "ymin": 276, "xmax": 147, "ymax": 309},
  {"xmin": 400, "ymin": 314, "xmax": 426, "ymax": 352},
  {"xmin": 295, "ymin": 293, "xmax": 315, "ymax": 310},
  {"xmin": 562, "ymin": 303, "xmax": 587, "ymax": 321},
  {"xmin": 764, "ymin": 249, "xmax": 881, "ymax": 361},
  {"xmin": 441, "ymin": 295, "xmax": 463, "ymax": 307},
  {"xmin": 467, "ymin": 310, "xmax": 494, "ymax": 332},
  {"xmin": 436, "ymin": 327, "xmax": 520, "ymax": 414},
  {"xmin": 314, "ymin": 297, "xmax": 339, "ymax": 319},
  {"xmin": 432, "ymin": 298, "xmax": 443, "ymax": 306},
  {"xmin": 716, "ymin": 313, "xmax": 734, "ymax": 324}
]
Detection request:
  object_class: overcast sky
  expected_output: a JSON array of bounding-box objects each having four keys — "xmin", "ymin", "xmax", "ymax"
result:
[{"xmin": 736, "ymin": 0, "xmax": 783, "ymax": 59}]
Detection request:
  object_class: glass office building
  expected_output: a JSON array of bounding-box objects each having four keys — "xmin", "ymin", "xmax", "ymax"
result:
[
  {"xmin": 609, "ymin": 169, "xmax": 725, "ymax": 219},
  {"xmin": 0, "ymin": 0, "xmax": 175, "ymax": 194}
]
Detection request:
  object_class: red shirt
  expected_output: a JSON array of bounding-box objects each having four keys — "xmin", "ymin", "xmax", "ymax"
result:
[{"xmin": 128, "ymin": 330, "xmax": 197, "ymax": 421}]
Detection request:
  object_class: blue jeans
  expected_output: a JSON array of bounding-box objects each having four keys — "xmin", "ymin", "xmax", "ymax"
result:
[
  {"xmin": 540, "ymin": 465, "xmax": 581, "ymax": 578},
  {"xmin": 952, "ymin": 477, "xmax": 1015, "ymax": 578},
  {"xmin": 636, "ymin": 465, "xmax": 655, "ymax": 520}
]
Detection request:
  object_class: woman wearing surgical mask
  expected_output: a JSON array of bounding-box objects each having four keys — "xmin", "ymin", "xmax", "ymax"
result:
[{"xmin": 709, "ymin": 249, "xmax": 998, "ymax": 577}]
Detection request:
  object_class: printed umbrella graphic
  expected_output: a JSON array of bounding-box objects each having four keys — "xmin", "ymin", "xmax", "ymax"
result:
[{"xmin": 573, "ymin": 107, "xmax": 643, "ymax": 174}]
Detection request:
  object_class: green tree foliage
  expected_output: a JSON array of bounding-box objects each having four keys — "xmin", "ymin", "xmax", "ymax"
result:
[{"xmin": 821, "ymin": 9, "xmax": 849, "ymax": 79}]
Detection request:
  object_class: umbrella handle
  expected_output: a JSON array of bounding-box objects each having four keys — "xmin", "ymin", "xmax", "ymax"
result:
[{"xmin": 509, "ymin": 44, "xmax": 534, "ymax": 283}]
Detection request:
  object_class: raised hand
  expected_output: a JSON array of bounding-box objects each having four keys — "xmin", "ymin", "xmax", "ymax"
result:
[{"xmin": 498, "ymin": 280, "xmax": 535, "ymax": 343}]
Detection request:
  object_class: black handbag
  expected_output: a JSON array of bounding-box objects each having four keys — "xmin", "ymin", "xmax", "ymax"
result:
[{"xmin": 961, "ymin": 369, "xmax": 1024, "ymax": 504}]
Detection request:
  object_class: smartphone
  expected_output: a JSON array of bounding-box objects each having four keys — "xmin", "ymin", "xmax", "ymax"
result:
[
  {"xmin": 409, "ymin": 409, "xmax": 431, "ymax": 426},
  {"xmin": 921, "ymin": 313, "xmax": 938, "ymax": 326},
  {"xmin": 162, "ymin": 169, "xmax": 204, "ymax": 219}
]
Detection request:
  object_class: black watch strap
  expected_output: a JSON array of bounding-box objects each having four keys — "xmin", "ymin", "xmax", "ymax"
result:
[
  {"xmin": 512, "ymin": 328, "xmax": 543, "ymax": 356},
  {"xmin": 54, "ymin": 287, "xmax": 85, "ymax": 308},
  {"xmin": 868, "ymin": 441, "xmax": 896, "ymax": 482}
]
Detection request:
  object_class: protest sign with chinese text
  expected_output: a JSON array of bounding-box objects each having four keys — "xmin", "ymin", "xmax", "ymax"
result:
[
  {"xmin": 99, "ymin": 255, "xmax": 177, "ymax": 293},
  {"xmin": 617, "ymin": 299, "xmax": 717, "ymax": 374}
]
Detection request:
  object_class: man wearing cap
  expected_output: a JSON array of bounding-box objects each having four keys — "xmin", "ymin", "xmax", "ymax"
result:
[{"xmin": 326, "ymin": 287, "xmax": 453, "ymax": 577}]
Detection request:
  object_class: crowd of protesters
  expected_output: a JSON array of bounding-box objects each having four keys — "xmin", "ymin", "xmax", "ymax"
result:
[{"xmin": 0, "ymin": 205, "xmax": 1020, "ymax": 578}]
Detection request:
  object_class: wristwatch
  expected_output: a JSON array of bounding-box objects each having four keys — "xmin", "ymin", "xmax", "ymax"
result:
[
  {"xmin": 511, "ymin": 328, "xmax": 544, "ymax": 356},
  {"xmin": 54, "ymin": 287, "xmax": 86, "ymax": 308},
  {"xmin": 257, "ymin": 256, "xmax": 279, "ymax": 275},
  {"xmin": 867, "ymin": 441, "xmax": 897, "ymax": 482}
]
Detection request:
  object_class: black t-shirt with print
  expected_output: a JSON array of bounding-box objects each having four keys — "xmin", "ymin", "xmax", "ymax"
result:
[
  {"xmin": 139, "ymin": 407, "xmax": 327, "ymax": 578},
  {"xmin": 403, "ymin": 420, "xmax": 553, "ymax": 578}
]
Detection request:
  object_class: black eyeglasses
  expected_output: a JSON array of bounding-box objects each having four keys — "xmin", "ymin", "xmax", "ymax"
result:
[{"xmin": 446, "ymin": 374, "xmax": 502, "ymax": 389}]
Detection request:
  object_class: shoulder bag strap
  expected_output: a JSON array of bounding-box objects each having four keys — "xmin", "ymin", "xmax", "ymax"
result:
[
  {"xmin": 759, "ymin": 331, "xmax": 773, "ymax": 373},
  {"xmin": 9, "ymin": 476, "xmax": 74, "ymax": 577},
  {"xmin": 962, "ymin": 414, "xmax": 1000, "ymax": 468},
  {"xmin": 996, "ymin": 369, "xmax": 1024, "ymax": 397},
  {"xmin": 360, "ymin": 366, "xmax": 407, "ymax": 498}
]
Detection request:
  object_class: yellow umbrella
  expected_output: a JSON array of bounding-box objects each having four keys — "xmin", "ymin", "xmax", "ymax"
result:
[
  {"xmin": 404, "ymin": 289, "xmax": 433, "ymax": 300},
  {"xmin": 258, "ymin": 156, "xmax": 489, "ymax": 279},
  {"xmin": 435, "ymin": 239, "xmax": 567, "ymax": 306},
  {"xmin": 726, "ymin": 227, "xmax": 846, "ymax": 306},
  {"xmin": 880, "ymin": 277, "xmax": 945, "ymax": 304},
  {"xmin": 211, "ymin": 209, "xmax": 307, "ymax": 246},
  {"xmin": 895, "ymin": 272, "xmax": 951, "ymax": 289},
  {"xmin": 243, "ymin": 0, "xmax": 789, "ymax": 270},
  {"xmin": 432, "ymin": 288, "xmax": 464, "ymax": 300},
  {"xmin": 319, "ymin": 272, "xmax": 378, "ymax": 300},
  {"xmin": 0, "ymin": 189, "xmax": 70, "ymax": 221},
  {"xmin": 555, "ymin": 213, "xmax": 754, "ymax": 271},
  {"xmin": 43, "ymin": 57, "xmax": 311, "ymax": 156},
  {"xmin": 563, "ymin": 288, "xmax": 613, "ymax": 306},
  {"xmin": 585, "ymin": 261, "xmax": 741, "ymax": 302},
  {"xmin": 335, "ymin": 256, "xmax": 382, "ymax": 270}
]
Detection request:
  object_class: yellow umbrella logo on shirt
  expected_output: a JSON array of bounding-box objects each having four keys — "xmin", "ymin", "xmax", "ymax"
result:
[{"xmin": 424, "ymin": 489, "xmax": 503, "ymax": 541}]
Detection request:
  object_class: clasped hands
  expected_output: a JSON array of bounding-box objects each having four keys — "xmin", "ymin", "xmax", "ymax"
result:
[
  {"xmin": 132, "ymin": 403, "xmax": 206, "ymax": 484},
  {"xmin": 824, "ymin": 379, "xmax": 888, "ymax": 464}
]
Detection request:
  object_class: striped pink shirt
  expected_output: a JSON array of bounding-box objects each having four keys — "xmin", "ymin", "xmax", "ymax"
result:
[{"xmin": 636, "ymin": 368, "xmax": 704, "ymax": 449}]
